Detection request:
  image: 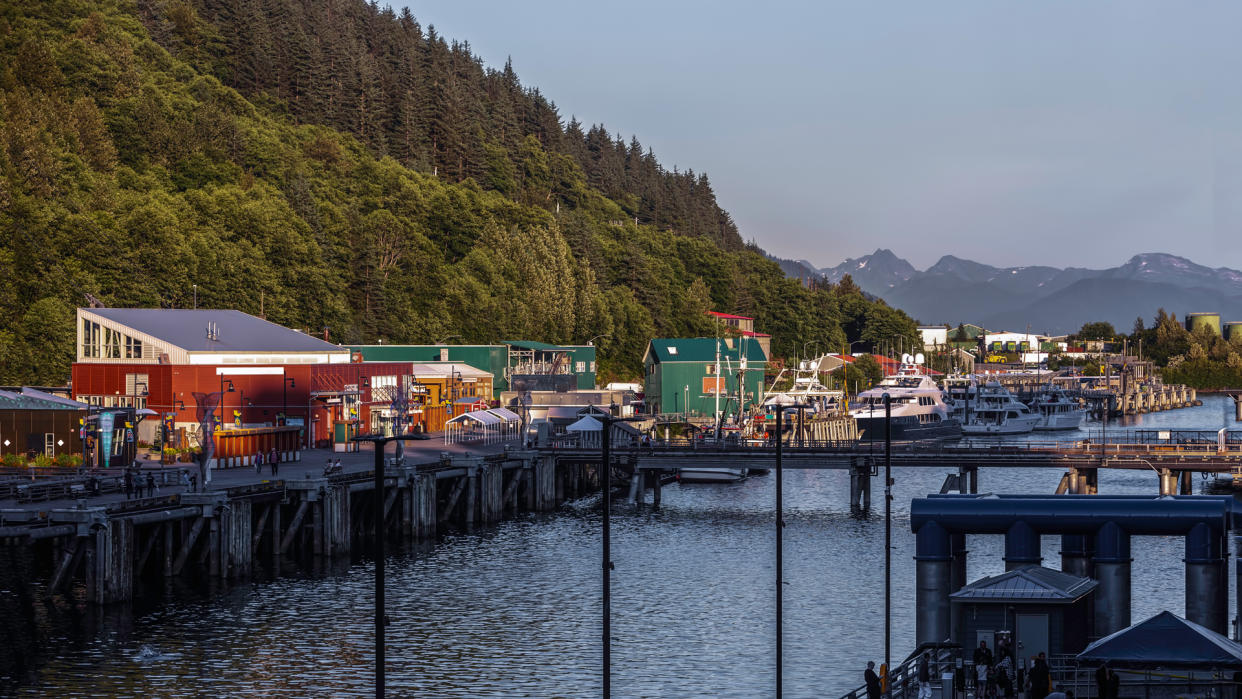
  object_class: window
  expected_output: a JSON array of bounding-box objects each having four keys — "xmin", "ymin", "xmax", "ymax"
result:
[
  {"xmin": 589, "ymin": 361, "xmax": 596, "ymax": 372},
  {"xmin": 706, "ymin": 364, "xmax": 716, "ymax": 375},
  {"xmin": 575, "ymin": 361, "xmax": 586, "ymax": 373},
  {"xmin": 667, "ymin": 347, "xmax": 678, "ymax": 356},
  {"xmin": 125, "ymin": 335, "xmax": 143, "ymax": 359},
  {"xmin": 45, "ymin": 433, "xmax": 55, "ymax": 456}
]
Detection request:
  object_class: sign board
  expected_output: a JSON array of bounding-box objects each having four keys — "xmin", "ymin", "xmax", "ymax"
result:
[
  {"xmin": 1158, "ymin": 430, "xmax": 1171, "ymax": 441},
  {"xmin": 702, "ymin": 377, "xmax": 727, "ymax": 395},
  {"xmin": 99, "ymin": 411, "xmax": 114, "ymax": 462}
]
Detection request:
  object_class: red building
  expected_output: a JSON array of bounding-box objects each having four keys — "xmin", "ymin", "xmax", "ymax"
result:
[{"xmin": 70, "ymin": 309, "xmax": 457, "ymax": 454}]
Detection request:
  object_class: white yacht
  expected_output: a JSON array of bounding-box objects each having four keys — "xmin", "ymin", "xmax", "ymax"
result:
[
  {"xmin": 849, "ymin": 366, "xmax": 962, "ymax": 441},
  {"xmin": 1029, "ymin": 385, "xmax": 1085, "ymax": 431},
  {"xmin": 942, "ymin": 374, "xmax": 977, "ymax": 422},
  {"xmin": 961, "ymin": 381, "xmax": 1040, "ymax": 435}
]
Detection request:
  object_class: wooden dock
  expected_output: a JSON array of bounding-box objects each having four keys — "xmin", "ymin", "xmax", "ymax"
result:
[{"xmin": 0, "ymin": 444, "xmax": 611, "ymax": 605}]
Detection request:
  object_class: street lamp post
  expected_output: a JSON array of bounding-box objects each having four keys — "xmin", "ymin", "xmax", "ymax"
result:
[
  {"xmin": 351, "ymin": 431, "xmax": 431, "ymax": 699},
  {"xmin": 283, "ymin": 376, "xmax": 296, "ymax": 426},
  {"xmin": 596, "ymin": 403, "xmax": 637, "ymax": 699},
  {"xmin": 884, "ymin": 392, "xmax": 892, "ymax": 674},
  {"xmin": 218, "ymin": 377, "xmax": 235, "ymax": 427}
]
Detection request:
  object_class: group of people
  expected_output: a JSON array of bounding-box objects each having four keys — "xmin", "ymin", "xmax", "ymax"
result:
[
  {"xmin": 252, "ymin": 447, "xmax": 282, "ymax": 476},
  {"xmin": 122, "ymin": 467, "xmax": 159, "ymax": 500},
  {"xmin": 864, "ymin": 642, "xmax": 1119, "ymax": 699}
]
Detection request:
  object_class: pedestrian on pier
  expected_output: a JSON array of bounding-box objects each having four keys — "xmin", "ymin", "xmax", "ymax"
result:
[
  {"xmin": 254, "ymin": 450, "xmax": 264, "ymax": 475},
  {"xmin": 269, "ymin": 446, "xmax": 278, "ymax": 476},
  {"xmin": 864, "ymin": 661, "xmax": 881, "ymax": 699},
  {"xmin": 916, "ymin": 651, "xmax": 932, "ymax": 699},
  {"xmin": 123, "ymin": 469, "xmax": 134, "ymax": 500},
  {"xmin": 146, "ymin": 472, "xmax": 157, "ymax": 498}
]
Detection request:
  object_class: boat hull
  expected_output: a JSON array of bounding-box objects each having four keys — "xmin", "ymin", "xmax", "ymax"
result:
[
  {"xmin": 855, "ymin": 416, "xmax": 963, "ymax": 442},
  {"xmin": 679, "ymin": 467, "xmax": 747, "ymax": 483},
  {"xmin": 1033, "ymin": 412, "xmax": 1085, "ymax": 431},
  {"xmin": 961, "ymin": 417, "xmax": 1040, "ymax": 436}
]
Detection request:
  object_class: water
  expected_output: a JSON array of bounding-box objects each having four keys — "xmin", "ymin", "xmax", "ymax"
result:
[{"xmin": 7, "ymin": 397, "xmax": 1237, "ymax": 697}]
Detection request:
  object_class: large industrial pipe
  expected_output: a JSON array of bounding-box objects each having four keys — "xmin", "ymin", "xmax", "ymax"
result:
[
  {"xmin": 915, "ymin": 520, "xmax": 952, "ymax": 646},
  {"xmin": 950, "ymin": 533, "xmax": 967, "ymax": 592},
  {"xmin": 1094, "ymin": 521, "xmax": 1132, "ymax": 636},
  {"xmin": 911, "ymin": 497, "xmax": 1229, "ymax": 535},
  {"xmin": 1185, "ymin": 522, "xmax": 1227, "ymax": 634},
  {"xmin": 1004, "ymin": 521, "xmax": 1041, "ymax": 571},
  {"xmin": 1060, "ymin": 534, "xmax": 1094, "ymax": 579}
]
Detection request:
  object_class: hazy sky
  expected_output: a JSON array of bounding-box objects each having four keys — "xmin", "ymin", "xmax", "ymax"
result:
[{"xmin": 406, "ymin": 1, "xmax": 1242, "ymax": 271}]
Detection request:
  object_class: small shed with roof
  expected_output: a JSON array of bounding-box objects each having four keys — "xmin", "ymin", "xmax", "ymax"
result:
[
  {"xmin": 951, "ymin": 565, "xmax": 1097, "ymax": 658},
  {"xmin": 0, "ymin": 388, "xmax": 89, "ymax": 460}
]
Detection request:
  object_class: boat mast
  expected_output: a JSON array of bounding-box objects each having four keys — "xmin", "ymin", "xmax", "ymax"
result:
[{"xmin": 715, "ymin": 336, "xmax": 722, "ymax": 440}]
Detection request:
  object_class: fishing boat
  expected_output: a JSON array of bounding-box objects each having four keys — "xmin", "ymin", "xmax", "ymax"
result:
[
  {"xmin": 849, "ymin": 366, "xmax": 962, "ymax": 441},
  {"xmin": 960, "ymin": 381, "xmax": 1040, "ymax": 435},
  {"xmin": 1029, "ymin": 385, "xmax": 1086, "ymax": 431}
]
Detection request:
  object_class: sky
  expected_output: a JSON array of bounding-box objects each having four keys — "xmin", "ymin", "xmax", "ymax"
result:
[{"xmin": 404, "ymin": 1, "xmax": 1242, "ymax": 271}]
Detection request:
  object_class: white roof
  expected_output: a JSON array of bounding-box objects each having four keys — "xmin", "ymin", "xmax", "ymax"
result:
[
  {"xmin": 446, "ymin": 409, "xmax": 502, "ymax": 426},
  {"xmin": 408, "ymin": 363, "xmax": 492, "ymax": 379},
  {"xmin": 565, "ymin": 415, "xmax": 603, "ymax": 432},
  {"xmin": 487, "ymin": 408, "xmax": 522, "ymax": 422}
]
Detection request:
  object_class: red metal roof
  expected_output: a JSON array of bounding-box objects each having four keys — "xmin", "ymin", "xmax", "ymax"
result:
[{"xmin": 707, "ymin": 311, "xmax": 754, "ymax": 320}]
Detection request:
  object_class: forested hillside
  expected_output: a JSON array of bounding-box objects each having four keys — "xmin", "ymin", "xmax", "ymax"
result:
[{"xmin": 0, "ymin": 0, "xmax": 918, "ymax": 385}]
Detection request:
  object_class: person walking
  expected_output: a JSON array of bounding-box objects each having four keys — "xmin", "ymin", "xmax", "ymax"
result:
[
  {"xmin": 973, "ymin": 640, "xmax": 993, "ymax": 693},
  {"xmin": 864, "ymin": 661, "xmax": 881, "ymax": 699},
  {"xmin": 1107, "ymin": 667, "xmax": 1121, "ymax": 699},
  {"xmin": 995, "ymin": 655, "xmax": 1014, "ymax": 698},
  {"xmin": 268, "ymin": 446, "xmax": 278, "ymax": 476},
  {"xmin": 1095, "ymin": 663, "xmax": 1109, "ymax": 699},
  {"xmin": 917, "ymin": 651, "xmax": 932, "ymax": 699},
  {"xmin": 1029, "ymin": 653, "xmax": 1051, "ymax": 699},
  {"xmin": 254, "ymin": 449, "xmax": 264, "ymax": 475},
  {"xmin": 145, "ymin": 472, "xmax": 156, "ymax": 498},
  {"xmin": 123, "ymin": 469, "xmax": 134, "ymax": 500}
]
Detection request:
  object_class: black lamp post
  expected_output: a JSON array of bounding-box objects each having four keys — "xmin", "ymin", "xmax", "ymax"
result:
[
  {"xmin": 596, "ymin": 403, "xmax": 639, "ymax": 699},
  {"xmin": 772, "ymin": 401, "xmax": 806, "ymax": 699},
  {"xmin": 283, "ymin": 376, "xmax": 296, "ymax": 426},
  {"xmin": 351, "ymin": 431, "xmax": 431, "ymax": 698},
  {"xmin": 218, "ymin": 377, "xmax": 235, "ymax": 426},
  {"xmin": 883, "ymin": 392, "xmax": 892, "ymax": 675}
]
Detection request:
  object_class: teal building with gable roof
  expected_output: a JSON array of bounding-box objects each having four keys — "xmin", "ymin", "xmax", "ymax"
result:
[{"xmin": 642, "ymin": 337, "xmax": 768, "ymax": 418}]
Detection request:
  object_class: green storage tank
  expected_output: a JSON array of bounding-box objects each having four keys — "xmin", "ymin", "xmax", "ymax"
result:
[
  {"xmin": 1224, "ymin": 321, "xmax": 1242, "ymax": 343},
  {"xmin": 1186, "ymin": 312, "xmax": 1221, "ymax": 336}
]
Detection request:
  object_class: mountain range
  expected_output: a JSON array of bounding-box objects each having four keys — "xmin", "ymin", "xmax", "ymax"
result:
[{"xmin": 786, "ymin": 250, "xmax": 1242, "ymax": 335}]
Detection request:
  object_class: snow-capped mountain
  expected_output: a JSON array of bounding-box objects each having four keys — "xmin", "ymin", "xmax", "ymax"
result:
[{"xmin": 801, "ymin": 251, "xmax": 1242, "ymax": 334}]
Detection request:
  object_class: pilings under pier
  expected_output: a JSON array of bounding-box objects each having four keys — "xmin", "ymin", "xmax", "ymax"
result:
[{"xmin": 2, "ymin": 450, "xmax": 602, "ymax": 606}]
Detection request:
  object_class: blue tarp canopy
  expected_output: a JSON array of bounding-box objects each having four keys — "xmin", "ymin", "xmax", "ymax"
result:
[{"xmin": 1077, "ymin": 611, "xmax": 1242, "ymax": 668}]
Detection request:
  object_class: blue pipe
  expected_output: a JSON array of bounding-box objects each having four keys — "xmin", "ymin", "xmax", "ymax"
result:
[
  {"xmin": 911, "ymin": 497, "xmax": 1228, "ymax": 536},
  {"xmin": 1004, "ymin": 521, "xmax": 1041, "ymax": 570}
]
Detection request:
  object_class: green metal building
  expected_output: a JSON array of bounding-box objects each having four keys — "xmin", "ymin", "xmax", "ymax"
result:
[
  {"xmin": 344, "ymin": 342, "xmax": 597, "ymax": 397},
  {"xmin": 642, "ymin": 338, "xmax": 768, "ymax": 418}
]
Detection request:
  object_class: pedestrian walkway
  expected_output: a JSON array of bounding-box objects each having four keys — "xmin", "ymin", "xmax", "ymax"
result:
[{"xmin": 0, "ymin": 433, "xmax": 512, "ymax": 513}]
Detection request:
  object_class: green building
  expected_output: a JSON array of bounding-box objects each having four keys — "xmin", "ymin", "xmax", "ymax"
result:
[
  {"xmin": 643, "ymin": 338, "xmax": 768, "ymax": 418},
  {"xmin": 345, "ymin": 342, "xmax": 596, "ymax": 397}
]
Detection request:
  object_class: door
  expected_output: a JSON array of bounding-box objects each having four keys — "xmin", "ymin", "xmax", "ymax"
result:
[
  {"xmin": 976, "ymin": 630, "xmax": 996, "ymax": 655},
  {"xmin": 45, "ymin": 433, "xmax": 55, "ymax": 457},
  {"xmin": 1015, "ymin": 613, "xmax": 1049, "ymax": 660}
]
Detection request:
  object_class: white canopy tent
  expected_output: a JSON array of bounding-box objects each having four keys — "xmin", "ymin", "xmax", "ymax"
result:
[{"xmin": 444, "ymin": 408, "xmax": 521, "ymax": 445}]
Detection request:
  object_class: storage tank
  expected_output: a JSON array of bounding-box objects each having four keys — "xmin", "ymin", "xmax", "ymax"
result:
[
  {"xmin": 1224, "ymin": 321, "xmax": 1242, "ymax": 343},
  {"xmin": 1186, "ymin": 312, "xmax": 1221, "ymax": 336}
]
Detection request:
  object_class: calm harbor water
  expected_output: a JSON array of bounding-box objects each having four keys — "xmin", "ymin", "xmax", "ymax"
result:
[{"xmin": 9, "ymin": 396, "xmax": 1239, "ymax": 697}]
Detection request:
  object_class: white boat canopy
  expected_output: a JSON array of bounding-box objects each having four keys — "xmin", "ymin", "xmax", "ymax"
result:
[{"xmin": 444, "ymin": 409, "xmax": 521, "ymax": 445}]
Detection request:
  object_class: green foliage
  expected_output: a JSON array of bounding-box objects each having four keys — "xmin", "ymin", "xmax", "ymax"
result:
[
  {"xmin": 1, "ymin": 453, "xmax": 25, "ymax": 468},
  {"xmin": 0, "ymin": 0, "xmax": 922, "ymax": 385},
  {"xmin": 1075, "ymin": 321, "xmax": 1116, "ymax": 341},
  {"xmin": 31, "ymin": 453, "xmax": 53, "ymax": 469},
  {"xmin": 53, "ymin": 452, "xmax": 82, "ymax": 467}
]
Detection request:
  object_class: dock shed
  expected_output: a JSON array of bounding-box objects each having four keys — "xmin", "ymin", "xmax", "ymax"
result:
[{"xmin": 950, "ymin": 565, "xmax": 1097, "ymax": 658}]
